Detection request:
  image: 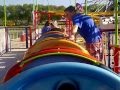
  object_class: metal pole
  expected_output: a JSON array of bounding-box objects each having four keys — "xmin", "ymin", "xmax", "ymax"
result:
[
  {"xmin": 29, "ymin": 27, "xmax": 32, "ymax": 47},
  {"xmin": 4, "ymin": 0, "xmax": 7, "ymax": 26},
  {"xmin": 47, "ymin": 0, "xmax": 49, "ymax": 11},
  {"xmin": 25, "ymin": 28, "xmax": 28, "ymax": 48},
  {"xmin": 5, "ymin": 27, "xmax": 8, "ymax": 52},
  {"xmin": 115, "ymin": 0, "xmax": 119, "ymax": 45},
  {"xmin": 85, "ymin": 0, "xmax": 87, "ymax": 15},
  {"xmin": 33, "ymin": 0, "xmax": 35, "ymax": 26},
  {"xmin": 114, "ymin": 0, "xmax": 119, "ymax": 74},
  {"xmin": 69, "ymin": 0, "xmax": 72, "ymax": 5},
  {"xmin": 36, "ymin": 0, "xmax": 38, "ymax": 10},
  {"xmin": 33, "ymin": 0, "xmax": 35, "ymax": 11},
  {"xmin": 108, "ymin": 32, "xmax": 111, "ymax": 68},
  {"xmin": 74, "ymin": 0, "xmax": 76, "ymax": 7},
  {"xmin": 33, "ymin": 0, "xmax": 37, "ymax": 40}
]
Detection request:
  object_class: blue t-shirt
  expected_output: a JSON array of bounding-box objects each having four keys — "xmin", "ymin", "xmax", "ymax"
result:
[
  {"xmin": 41, "ymin": 26, "xmax": 51, "ymax": 35},
  {"xmin": 72, "ymin": 13, "xmax": 102, "ymax": 43}
]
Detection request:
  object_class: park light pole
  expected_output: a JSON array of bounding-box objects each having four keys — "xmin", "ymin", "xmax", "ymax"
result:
[
  {"xmin": 33, "ymin": 0, "xmax": 35, "ymax": 11},
  {"xmin": 36, "ymin": 0, "xmax": 38, "ymax": 10},
  {"xmin": 33, "ymin": 0, "xmax": 35, "ymax": 26},
  {"xmin": 115, "ymin": 0, "xmax": 119, "ymax": 45},
  {"xmin": 47, "ymin": 0, "xmax": 50, "ymax": 11},
  {"xmin": 75, "ymin": 0, "xmax": 76, "ymax": 6},
  {"xmin": 4, "ymin": 0, "xmax": 7, "ymax": 26},
  {"xmin": 85, "ymin": 0, "xmax": 87, "ymax": 15}
]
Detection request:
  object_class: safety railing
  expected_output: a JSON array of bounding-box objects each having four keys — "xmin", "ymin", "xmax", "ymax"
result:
[
  {"xmin": 101, "ymin": 29, "xmax": 120, "ymax": 74},
  {"xmin": 0, "ymin": 26, "xmax": 34, "ymax": 52}
]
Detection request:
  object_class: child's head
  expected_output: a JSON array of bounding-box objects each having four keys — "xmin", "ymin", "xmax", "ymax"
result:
[{"xmin": 44, "ymin": 20, "xmax": 53, "ymax": 26}]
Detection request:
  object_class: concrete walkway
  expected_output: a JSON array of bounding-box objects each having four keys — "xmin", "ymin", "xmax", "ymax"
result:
[{"xmin": 0, "ymin": 49, "xmax": 27, "ymax": 83}]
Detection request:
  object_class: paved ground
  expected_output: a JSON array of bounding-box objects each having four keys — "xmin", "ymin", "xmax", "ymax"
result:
[{"xmin": 0, "ymin": 49, "xmax": 27, "ymax": 83}]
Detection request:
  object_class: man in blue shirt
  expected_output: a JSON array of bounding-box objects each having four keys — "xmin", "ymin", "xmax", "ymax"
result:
[{"xmin": 64, "ymin": 6, "xmax": 103, "ymax": 61}]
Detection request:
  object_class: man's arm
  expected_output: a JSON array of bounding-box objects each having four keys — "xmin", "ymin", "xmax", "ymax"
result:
[
  {"xmin": 70, "ymin": 25, "xmax": 79, "ymax": 41},
  {"xmin": 72, "ymin": 25, "xmax": 78, "ymax": 34}
]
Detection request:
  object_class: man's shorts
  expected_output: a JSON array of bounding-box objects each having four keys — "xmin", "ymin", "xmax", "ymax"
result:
[{"xmin": 86, "ymin": 39, "xmax": 103, "ymax": 61}]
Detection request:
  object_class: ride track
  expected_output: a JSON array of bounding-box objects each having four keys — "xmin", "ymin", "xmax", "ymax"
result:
[{"xmin": 0, "ymin": 30, "xmax": 120, "ymax": 90}]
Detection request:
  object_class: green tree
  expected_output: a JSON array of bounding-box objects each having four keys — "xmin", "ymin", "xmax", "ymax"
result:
[
  {"xmin": 0, "ymin": 6, "xmax": 4, "ymax": 19},
  {"xmin": 23, "ymin": 4, "xmax": 33, "ymax": 25}
]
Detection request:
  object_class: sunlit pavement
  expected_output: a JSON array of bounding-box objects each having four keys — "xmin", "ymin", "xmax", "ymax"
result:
[{"xmin": 0, "ymin": 49, "xmax": 27, "ymax": 83}]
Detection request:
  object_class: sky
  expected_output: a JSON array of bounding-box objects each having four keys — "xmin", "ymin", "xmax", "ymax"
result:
[
  {"xmin": 0, "ymin": 0, "xmax": 85, "ymax": 7},
  {"xmin": 0, "ymin": 0, "xmax": 112, "ymax": 7}
]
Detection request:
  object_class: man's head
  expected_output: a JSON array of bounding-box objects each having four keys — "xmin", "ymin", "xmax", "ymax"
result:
[{"xmin": 64, "ymin": 6, "xmax": 76, "ymax": 20}]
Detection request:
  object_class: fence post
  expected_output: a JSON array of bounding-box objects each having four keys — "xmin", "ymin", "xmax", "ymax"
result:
[
  {"xmin": 108, "ymin": 32, "xmax": 111, "ymax": 68},
  {"xmin": 25, "ymin": 27, "xmax": 28, "ymax": 48},
  {"xmin": 29, "ymin": 26, "xmax": 32, "ymax": 47},
  {"xmin": 5, "ymin": 27, "xmax": 9, "ymax": 52}
]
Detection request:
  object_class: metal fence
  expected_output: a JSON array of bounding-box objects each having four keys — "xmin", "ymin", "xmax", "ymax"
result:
[
  {"xmin": 5, "ymin": 26, "xmax": 34, "ymax": 50},
  {"xmin": 101, "ymin": 30, "xmax": 120, "ymax": 73}
]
